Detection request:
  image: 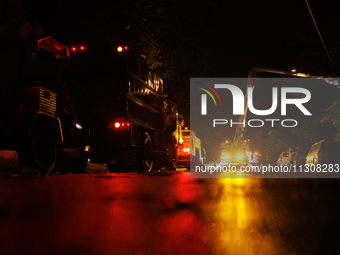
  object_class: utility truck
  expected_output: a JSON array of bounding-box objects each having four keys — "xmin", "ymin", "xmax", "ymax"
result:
[{"xmin": 0, "ymin": 23, "xmax": 89, "ymax": 174}]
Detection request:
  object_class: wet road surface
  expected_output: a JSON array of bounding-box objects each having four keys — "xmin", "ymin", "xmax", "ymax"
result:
[{"xmin": 1, "ymin": 170, "xmax": 340, "ymax": 255}]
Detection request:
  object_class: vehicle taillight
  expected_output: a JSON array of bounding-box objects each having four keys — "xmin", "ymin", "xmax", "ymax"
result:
[
  {"xmin": 109, "ymin": 120, "xmax": 130, "ymax": 130},
  {"xmin": 71, "ymin": 45, "xmax": 86, "ymax": 52},
  {"xmin": 182, "ymin": 148, "xmax": 190, "ymax": 153},
  {"xmin": 117, "ymin": 45, "xmax": 128, "ymax": 53}
]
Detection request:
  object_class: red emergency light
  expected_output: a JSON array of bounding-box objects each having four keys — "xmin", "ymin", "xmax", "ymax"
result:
[
  {"xmin": 109, "ymin": 119, "xmax": 130, "ymax": 130},
  {"xmin": 70, "ymin": 45, "xmax": 86, "ymax": 52},
  {"xmin": 117, "ymin": 46, "xmax": 128, "ymax": 53}
]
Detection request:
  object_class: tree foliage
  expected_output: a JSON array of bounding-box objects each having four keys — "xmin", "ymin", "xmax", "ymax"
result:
[{"xmin": 0, "ymin": 0, "xmax": 26, "ymax": 41}]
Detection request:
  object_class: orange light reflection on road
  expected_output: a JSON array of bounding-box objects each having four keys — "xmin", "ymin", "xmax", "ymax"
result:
[{"xmin": 205, "ymin": 177, "xmax": 287, "ymax": 255}]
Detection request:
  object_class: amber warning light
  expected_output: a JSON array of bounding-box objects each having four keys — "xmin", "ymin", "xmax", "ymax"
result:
[{"xmin": 182, "ymin": 148, "xmax": 190, "ymax": 153}]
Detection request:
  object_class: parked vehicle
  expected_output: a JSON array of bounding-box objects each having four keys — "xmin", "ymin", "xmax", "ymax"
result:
[
  {"xmin": 305, "ymin": 140, "xmax": 340, "ymax": 165},
  {"xmin": 72, "ymin": 44, "xmax": 179, "ymax": 172},
  {"xmin": 0, "ymin": 23, "xmax": 89, "ymax": 174},
  {"xmin": 220, "ymin": 140, "xmax": 249, "ymax": 166},
  {"xmin": 277, "ymin": 151, "xmax": 297, "ymax": 166},
  {"xmin": 177, "ymin": 129, "xmax": 204, "ymax": 169},
  {"xmin": 293, "ymin": 153, "xmax": 306, "ymax": 167}
]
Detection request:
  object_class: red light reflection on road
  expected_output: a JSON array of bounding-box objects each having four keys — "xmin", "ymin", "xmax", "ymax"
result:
[{"xmin": 0, "ymin": 173, "xmax": 292, "ymax": 254}]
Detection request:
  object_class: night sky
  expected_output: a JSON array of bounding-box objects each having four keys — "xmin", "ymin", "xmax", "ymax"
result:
[{"xmin": 19, "ymin": 0, "xmax": 340, "ymax": 77}]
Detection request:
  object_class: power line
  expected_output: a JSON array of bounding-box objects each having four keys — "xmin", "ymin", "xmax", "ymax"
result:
[{"xmin": 304, "ymin": 0, "xmax": 333, "ymax": 68}]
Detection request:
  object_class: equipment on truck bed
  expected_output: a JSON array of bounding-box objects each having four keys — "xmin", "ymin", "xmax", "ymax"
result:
[{"xmin": 220, "ymin": 67, "xmax": 336, "ymax": 166}]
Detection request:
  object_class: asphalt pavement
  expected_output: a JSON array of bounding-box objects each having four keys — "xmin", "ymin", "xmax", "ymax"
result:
[{"xmin": 1, "ymin": 164, "xmax": 340, "ymax": 255}]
